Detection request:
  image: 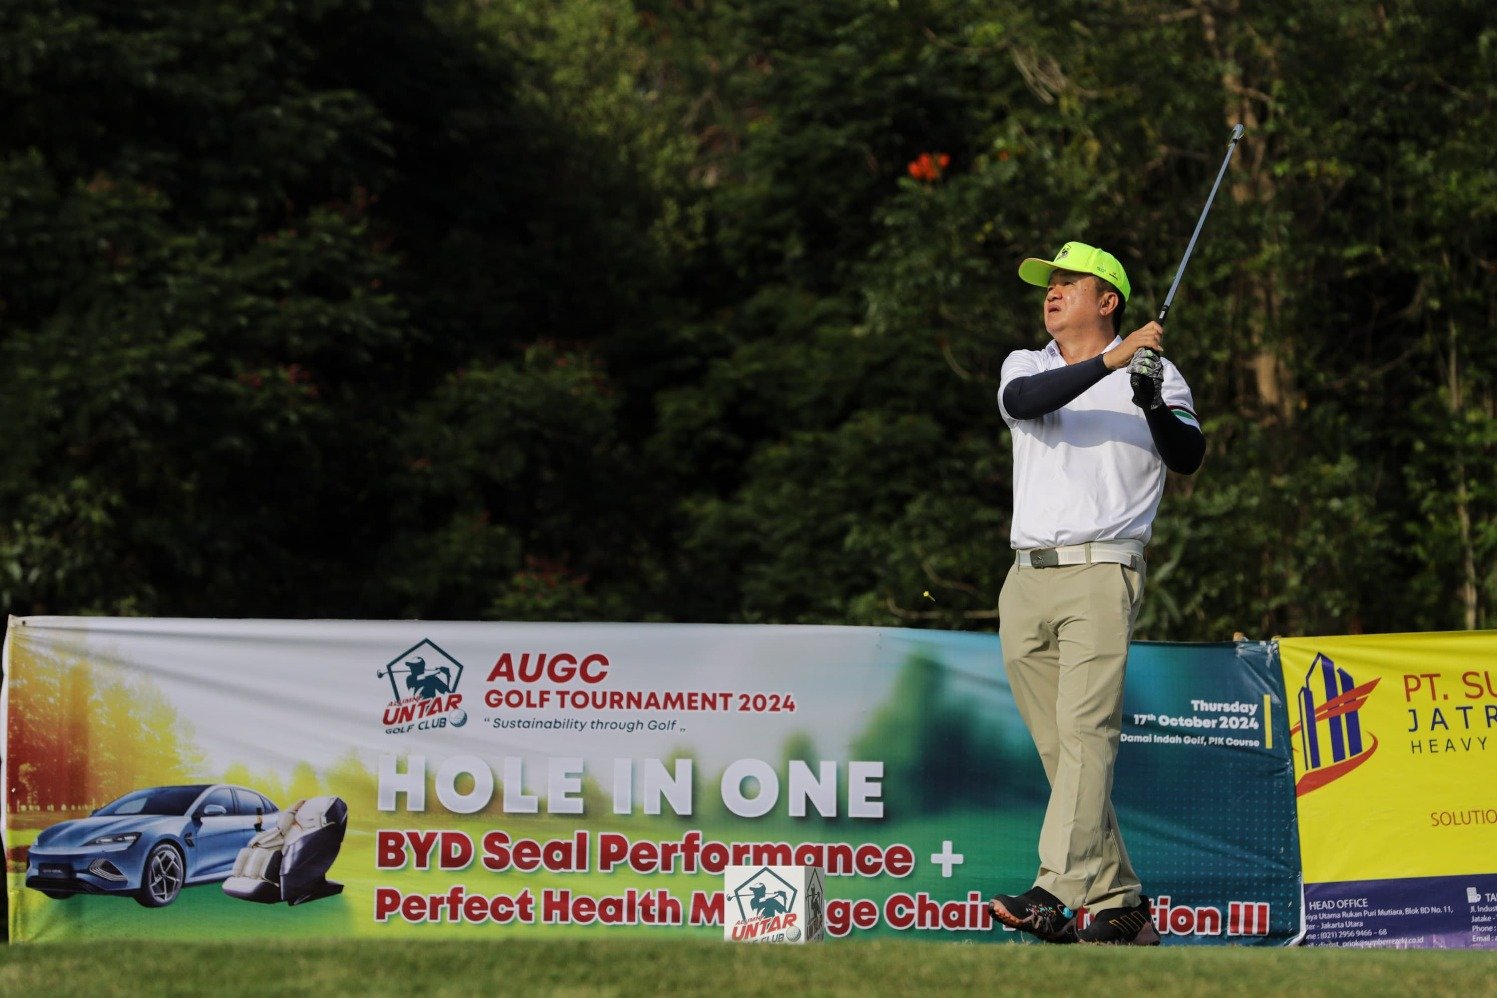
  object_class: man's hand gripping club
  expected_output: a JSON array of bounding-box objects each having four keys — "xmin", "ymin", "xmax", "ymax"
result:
[
  {"xmin": 1128, "ymin": 350, "xmax": 1164, "ymax": 410},
  {"xmin": 1103, "ymin": 321, "xmax": 1166, "ymax": 411}
]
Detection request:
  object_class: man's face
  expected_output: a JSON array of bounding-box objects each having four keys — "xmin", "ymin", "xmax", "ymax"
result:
[{"xmin": 1043, "ymin": 269, "xmax": 1114, "ymax": 337}]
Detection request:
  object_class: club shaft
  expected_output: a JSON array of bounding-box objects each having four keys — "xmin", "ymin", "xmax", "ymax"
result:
[{"xmin": 1156, "ymin": 124, "xmax": 1245, "ymax": 325}]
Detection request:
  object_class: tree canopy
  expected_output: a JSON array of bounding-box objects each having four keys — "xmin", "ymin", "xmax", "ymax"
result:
[{"xmin": 1, "ymin": 0, "xmax": 1492, "ymax": 638}]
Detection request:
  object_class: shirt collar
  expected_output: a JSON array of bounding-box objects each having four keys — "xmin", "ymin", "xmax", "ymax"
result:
[{"xmin": 1042, "ymin": 336, "xmax": 1123, "ymax": 361}]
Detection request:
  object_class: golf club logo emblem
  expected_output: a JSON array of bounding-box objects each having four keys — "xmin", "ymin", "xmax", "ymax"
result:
[
  {"xmin": 729, "ymin": 867, "xmax": 799, "ymax": 941},
  {"xmin": 1290, "ymin": 652, "xmax": 1379, "ymax": 795},
  {"xmin": 379, "ymin": 639, "xmax": 469, "ymax": 734}
]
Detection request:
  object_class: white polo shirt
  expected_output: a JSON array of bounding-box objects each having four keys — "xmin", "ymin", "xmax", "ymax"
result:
[{"xmin": 998, "ymin": 338, "xmax": 1197, "ymax": 550}]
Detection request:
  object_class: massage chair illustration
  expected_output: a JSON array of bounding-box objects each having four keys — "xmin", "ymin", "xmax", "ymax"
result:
[{"xmin": 222, "ymin": 796, "xmax": 347, "ymax": 905}]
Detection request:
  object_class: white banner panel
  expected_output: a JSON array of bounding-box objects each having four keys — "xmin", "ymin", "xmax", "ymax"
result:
[{"xmin": 3, "ymin": 616, "xmax": 1302, "ymax": 943}]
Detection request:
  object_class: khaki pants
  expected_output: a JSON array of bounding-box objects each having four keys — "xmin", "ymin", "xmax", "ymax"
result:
[{"xmin": 998, "ymin": 559, "xmax": 1146, "ymax": 913}]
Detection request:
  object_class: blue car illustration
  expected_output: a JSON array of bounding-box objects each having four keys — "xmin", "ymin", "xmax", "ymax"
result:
[{"xmin": 25, "ymin": 783, "xmax": 278, "ymax": 908}]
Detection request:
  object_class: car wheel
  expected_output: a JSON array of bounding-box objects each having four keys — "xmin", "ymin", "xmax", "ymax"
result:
[
  {"xmin": 43, "ymin": 891, "xmax": 75, "ymax": 900},
  {"xmin": 135, "ymin": 843, "xmax": 185, "ymax": 908}
]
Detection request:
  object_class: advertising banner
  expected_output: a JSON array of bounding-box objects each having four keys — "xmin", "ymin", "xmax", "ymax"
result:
[
  {"xmin": 1280, "ymin": 631, "xmax": 1497, "ymax": 949},
  {"xmin": 4, "ymin": 617, "xmax": 1300, "ymax": 944}
]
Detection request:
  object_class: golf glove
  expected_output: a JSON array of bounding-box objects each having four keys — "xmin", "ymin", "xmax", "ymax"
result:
[{"xmin": 1129, "ymin": 349, "xmax": 1164, "ymax": 410}]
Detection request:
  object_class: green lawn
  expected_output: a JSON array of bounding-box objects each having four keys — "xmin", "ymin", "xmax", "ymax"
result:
[{"xmin": 1, "ymin": 938, "xmax": 1494, "ymax": 996}]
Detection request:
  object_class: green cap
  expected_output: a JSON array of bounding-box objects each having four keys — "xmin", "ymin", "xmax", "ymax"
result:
[{"xmin": 1018, "ymin": 241, "xmax": 1131, "ymax": 302}]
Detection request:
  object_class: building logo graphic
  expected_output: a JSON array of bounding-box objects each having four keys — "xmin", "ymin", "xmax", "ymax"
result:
[
  {"xmin": 378, "ymin": 639, "xmax": 468, "ymax": 733},
  {"xmin": 1289, "ymin": 652, "xmax": 1379, "ymax": 795}
]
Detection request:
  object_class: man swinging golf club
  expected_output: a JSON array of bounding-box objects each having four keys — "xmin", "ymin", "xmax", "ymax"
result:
[{"xmin": 987, "ymin": 240, "xmax": 1205, "ymax": 945}]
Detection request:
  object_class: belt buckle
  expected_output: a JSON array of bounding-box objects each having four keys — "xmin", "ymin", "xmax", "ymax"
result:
[{"xmin": 1029, "ymin": 548, "xmax": 1060, "ymax": 568}]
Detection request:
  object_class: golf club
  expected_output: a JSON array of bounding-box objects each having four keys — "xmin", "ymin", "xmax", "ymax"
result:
[
  {"xmin": 1131, "ymin": 123, "xmax": 1243, "ymax": 398},
  {"xmin": 1157, "ymin": 123, "xmax": 1246, "ymax": 326}
]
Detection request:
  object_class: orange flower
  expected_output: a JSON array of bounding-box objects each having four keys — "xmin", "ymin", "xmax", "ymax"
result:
[{"xmin": 906, "ymin": 152, "xmax": 951, "ymax": 183}]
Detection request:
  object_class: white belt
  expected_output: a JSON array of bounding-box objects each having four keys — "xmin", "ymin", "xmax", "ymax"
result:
[{"xmin": 1015, "ymin": 539, "xmax": 1144, "ymax": 569}]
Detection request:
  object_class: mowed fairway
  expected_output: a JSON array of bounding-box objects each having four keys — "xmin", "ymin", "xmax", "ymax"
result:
[{"xmin": 1, "ymin": 939, "xmax": 1494, "ymax": 996}]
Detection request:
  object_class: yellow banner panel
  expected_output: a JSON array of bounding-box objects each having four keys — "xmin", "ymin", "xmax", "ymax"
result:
[{"xmin": 1279, "ymin": 632, "xmax": 1497, "ymax": 884}]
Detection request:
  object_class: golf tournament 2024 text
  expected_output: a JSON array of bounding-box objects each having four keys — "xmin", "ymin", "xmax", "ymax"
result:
[{"xmin": 481, "ymin": 650, "xmax": 798, "ymax": 712}]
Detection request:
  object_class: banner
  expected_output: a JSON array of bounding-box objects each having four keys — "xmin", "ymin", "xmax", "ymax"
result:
[
  {"xmin": 4, "ymin": 617, "xmax": 1300, "ymax": 944},
  {"xmin": 1280, "ymin": 631, "xmax": 1497, "ymax": 949},
  {"xmin": 1114, "ymin": 640, "xmax": 1302, "ymax": 943}
]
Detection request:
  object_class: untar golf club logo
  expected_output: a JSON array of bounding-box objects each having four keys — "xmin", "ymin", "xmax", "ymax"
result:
[
  {"xmin": 379, "ymin": 639, "xmax": 468, "ymax": 735},
  {"xmin": 1290, "ymin": 652, "xmax": 1380, "ymax": 795},
  {"xmin": 728, "ymin": 867, "xmax": 800, "ymax": 942}
]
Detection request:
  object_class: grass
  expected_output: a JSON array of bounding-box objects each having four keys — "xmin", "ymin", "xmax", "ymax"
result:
[
  {"xmin": 9, "ymin": 812, "xmax": 1489, "ymax": 993},
  {"xmin": 1, "ymin": 939, "xmax": 1495, "ymax": 997}
]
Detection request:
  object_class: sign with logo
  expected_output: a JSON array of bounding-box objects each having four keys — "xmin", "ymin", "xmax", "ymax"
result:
[
  {"xmin": 380, "ymin": 639, "xmax": 469, "ymax": 734},
  {"xmin": 1111, "ymin": 639, "xmax": 1302, "ymax": 944},
  {"xmin": 723, "ymin": 865, "xmax": 824, "ymax": 943},
  {"xmin": 1280, "ymin": 632, "xmax": 1497, "ymax": 949},
  {"xmin": 4, "ymin": 617, "xmax": 1301, "ymax": 945},
  {"xmin": 1291, "ymin": 651, "xmax": 1380, "ymax": 794}
]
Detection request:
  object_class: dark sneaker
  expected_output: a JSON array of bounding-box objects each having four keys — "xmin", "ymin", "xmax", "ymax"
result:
[
  {"xmin": 988, "ymin": 887, "xmax": 1078, "ymax": 942},
  {"xmin": 1076, "ymin": 897, "xmax": 1161, "ymax": 945}
]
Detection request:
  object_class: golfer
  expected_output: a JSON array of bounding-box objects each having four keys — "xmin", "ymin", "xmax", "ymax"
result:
[{"xmin": 987, "ymin": 241, "xmax": 1204, "ymax": 945}]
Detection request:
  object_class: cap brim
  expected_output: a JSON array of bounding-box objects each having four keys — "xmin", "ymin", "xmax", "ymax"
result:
[{"xmin": 1017, "ymin": 258, "xmax": 1059, "ymax": 288}]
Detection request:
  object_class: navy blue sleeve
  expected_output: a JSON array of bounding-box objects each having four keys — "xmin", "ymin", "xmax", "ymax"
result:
[
  {"xmin": 1146, "ymin": 405, "xmax": 1206, "ymax": 474},
  {"xmin": 1001, "ymin": 355, "xmax": 1111, "ymax": 419}
]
